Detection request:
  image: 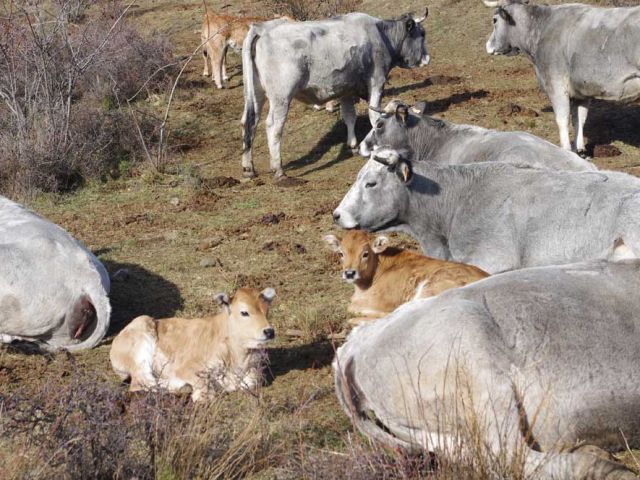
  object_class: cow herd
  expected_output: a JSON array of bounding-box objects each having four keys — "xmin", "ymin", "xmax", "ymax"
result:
[{"xmin": 2, "ymin": 1, "xmax": 640, "ymax": 478}]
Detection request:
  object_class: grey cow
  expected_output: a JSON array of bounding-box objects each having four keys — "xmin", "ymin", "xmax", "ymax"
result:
[
  {"xmin": 360, "ymin": 100, "xmax": 596, "ymax": 171},
  {"xmin": 0, "ymin": 196, "xmax": 111, "ymax": 351},
  {"xmin": 335, "ymin": 260, "xmax": 640, "ymax": 479},
  {"xmin": 333, "ymin": 148, "xmax": 640, "ymax": 273},
  {"xmin": 241, "ymin": 11, "xmax": 430, "ymax": 179},
  {"xmin": 483, "ymin": 0, "xmax": 640, "ymax": 153}
]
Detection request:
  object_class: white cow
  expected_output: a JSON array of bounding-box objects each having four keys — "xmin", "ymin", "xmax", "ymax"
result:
[{"xmin": 0, "ymin": 196, "xmax": 111, "ymax": 351}]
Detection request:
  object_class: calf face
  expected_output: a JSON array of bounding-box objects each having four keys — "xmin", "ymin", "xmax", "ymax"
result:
[
  {"xmin": 215, "ymin": 287, "xmax": 276, "ymax": 348},
  {"xmin": 324, "ymin": 231, "xmax": 389, "ymax": 284}
]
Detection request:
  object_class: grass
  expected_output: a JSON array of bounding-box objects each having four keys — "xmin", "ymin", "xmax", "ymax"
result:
[{"xmin": 2, "ymin": 0, "xmax": 640, "ymax": 478}]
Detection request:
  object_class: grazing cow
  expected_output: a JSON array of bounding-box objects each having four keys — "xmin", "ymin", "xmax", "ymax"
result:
[
  {"xmin": 110, "ymin": 287, "xmax": 276, "ymax": 401},
  {"xmin": 241, "ymin": 10, "xmax": 430, "ymax": 179},
  {"xmin": 323, "ymin": 230, "xmax": 489, "ymax": 324},
  {"xmin": 360, "ymin": 100, "xmax": 596, "ymax": 171},
  {"xmin": 0, "ymin": 196, "xmax": 111, "ymax": 351},
  {"xmin": 483, "ymin": 0, "xmax": 640, "ymax": 154},
  {"xmin": 334, "ymin": 260, "xmax": 640, "ymax": 479},
  {"xmin": 333, "ymin": 148, "xmax": 640, "ymax": 273}
]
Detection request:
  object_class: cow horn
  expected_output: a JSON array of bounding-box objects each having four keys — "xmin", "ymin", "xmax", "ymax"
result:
[
  {"xmin": 368, "ymin": 105, "xmax": 384, "ymax": 114},
  {"xmin": 371, "ymin": 149, "xmax": 401, "ymax": 167},
  {"xmin": 482, "ymin": 0, "xmax": 501, "ymax": 6},
  {"xmin": 415, "ymin": 7, "xmax": 428, "ymax": 23}
]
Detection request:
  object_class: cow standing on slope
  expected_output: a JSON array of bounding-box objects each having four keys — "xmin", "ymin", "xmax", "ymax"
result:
[
  {"xmin": 483, "ymin": 0, "xmax": 640, "ymax": 154},
  {"xmin": 241, "ymin": 10, "xmax": 430, "ymax": 179}
]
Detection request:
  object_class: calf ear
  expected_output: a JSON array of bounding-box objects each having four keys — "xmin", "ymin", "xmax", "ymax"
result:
[
  {"xmin": 323, "ymin": 234, "xmax": 342, "ymax": 252},
  {"xmin": 372, "ymin": 236, "xmax": 389, "ymax": 254},
  {"xmin": 397, "ymin": 161, "xmax": 413, "ymax": 184},
  {"xmin": 214, "ymin": 292, "xmax": 231, "ymax": 312},
  {"xmin": 259, "ymin": 287, "xmax": 276, "ymax": 304},
  {"xmin": 395, "ymin": 104, "xmax": 409, "ymax": 126}
]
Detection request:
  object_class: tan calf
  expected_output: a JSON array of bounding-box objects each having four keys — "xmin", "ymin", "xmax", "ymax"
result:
[
  {"xmin": 324, "ymin": 230, "xmax": 489, "ymax": 324},
  {"xmin": 110, "ymin": 287, "xmax": 276, "ymax": 401}
]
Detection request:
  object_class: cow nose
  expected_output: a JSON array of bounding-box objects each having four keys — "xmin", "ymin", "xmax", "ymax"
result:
[
  {"xmin": 344, "ymin": 270, "xmax": 356, "ymax": 279},
  {"xmin": 263, "ymin": 327, "xmax": 275, "ymax": 340},
  {"xmin": 333, "ymin": 211, "xmax": 341, "ymax": 222}
]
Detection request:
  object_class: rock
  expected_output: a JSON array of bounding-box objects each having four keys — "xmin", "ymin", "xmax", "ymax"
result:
[
  {"xmin": 112, "ymin": 268, "xmax": 130, "ymax": 282},
  {"xmin": 200, "ymin": 257, "xmax": 221, "ymax": 268},
  {"xmin": 593, "ymin": 144, "xmax": 622, "ymax": 158},
  {"xmin": 196, "ymin": 237, "xmax": 223, "ymax": 251},
  {"xmin": 498, "ymin": 103, "xmax": 539, "ymax": 118},
  {"xmin": 164, "ymin": 231, "xmax": 178, "ymax": 242},
  {"xmin": 169, "ymin": 197, "xmax": 180, "ymax": 206}
]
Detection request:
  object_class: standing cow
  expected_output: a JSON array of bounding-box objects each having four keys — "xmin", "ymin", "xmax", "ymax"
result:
[
  {"xmin": 333, "ymin": 148, "xmax": 640, "ymax": 273},
  {"xmin": 483, "ymin": 0, "xmax": 640, "ymax": 154},
  {"xmin": 360, "ymin": 100, "xmax": 596, "ymax": 171},
  {"xmin": 0, "ymin": 196, "xmax": 111, "ymax": 351},
  {"xmin": 241, "ymin": 10, "xmax": 430, "ymax": 179}
]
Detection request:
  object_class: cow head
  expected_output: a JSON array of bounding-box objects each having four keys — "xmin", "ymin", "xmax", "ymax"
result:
[
  {"xmin": 484, "ymin": 0, "xmax": 529, "ymax": 56},
  {"xmin": 360, "ymin": 100, "xmax": 428, "ymax": 157},
  {"xmin": 333, "ymin": 148, "xmax": 413, "ymax": 232},
  {"xmin": 215, "ymin": 287, "xmax": 276, "ymax": 348},
  {"xmin": 395, "ymin": 8, "xmax": 430, "ymax": 68},
  {"xmin": 323, "ymin": 230, "xmax": 389, "ymax": 284}
]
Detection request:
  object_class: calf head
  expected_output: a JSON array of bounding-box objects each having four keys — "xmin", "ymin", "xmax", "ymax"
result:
[
  {"xmin": 394, "ymin": 9, "xmax": 430, "ymax": 68},
  {"xmin": 215, "ymin": 287, "xmax": 276, "ymax": 348},
  {"xmin": 360, "ymin": 101, "xmax": 429, "ymax": 157},
  {"xmin": 333, "ymin": 147, "xmax": 414, "ymax": 232},
  {"xmin": 484, "ymin": 0, "xmax": 529, "ymax": 56},
  {"xmin": 323, "ymin": 230, "xmax": 390, "ymax": 284}
]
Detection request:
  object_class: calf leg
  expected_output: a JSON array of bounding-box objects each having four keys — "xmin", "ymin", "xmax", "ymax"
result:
[
  {"xmin": 265, "ymin": 98, "xmax": 291, "ymax": 178},
  {"xmin": 211, "ymin": 41, "xmax": 225, "ymax": 89},
  {"xmin": 549, "ymin": 89, "xmax": 572, "ymax": 150},
  {"xmin": 571, "ymin": 100, "xmax": 590, "ymax": 155},
  {"xmin": 222, "ymin": 50, "xmax": 229, "ymax": 82},
  {"xmin": 341, "ymin": 97, "xmax": 358, "ymax": 149},
  {"xmin": 202, "ymin": 45, "xmax": 210, "ymax": 77}
]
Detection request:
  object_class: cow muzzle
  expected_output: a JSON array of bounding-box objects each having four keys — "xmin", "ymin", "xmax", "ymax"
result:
[{"xmin": 333, "ymin": 210, "xmax": 359, "ymax": 230}]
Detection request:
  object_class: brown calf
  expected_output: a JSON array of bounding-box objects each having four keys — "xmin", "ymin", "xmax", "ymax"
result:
[
  {"xmin": 324, "ymin": 230, "xmax": 489, "ymax": 324},
  {"xmin": 110, "ymin": 287, "xmax": 276, "ymax": 401}
]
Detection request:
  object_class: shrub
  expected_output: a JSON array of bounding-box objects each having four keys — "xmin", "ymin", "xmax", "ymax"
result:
[
  {"xmin": 0, "ymin": 1, "xmax": 173, "ymax": 196},
  {"xmin": 267, "ymin": 0, "xmax": 363, "ymax": 21}
]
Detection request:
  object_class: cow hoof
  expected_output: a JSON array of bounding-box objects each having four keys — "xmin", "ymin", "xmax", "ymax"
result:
[
  {"xmin": 577, "ymin": 149, "xmax": 590, "ymax": 159},
  {"xmin": 242, "ymin": 168, "xmax": 256, "ymax": 179}
]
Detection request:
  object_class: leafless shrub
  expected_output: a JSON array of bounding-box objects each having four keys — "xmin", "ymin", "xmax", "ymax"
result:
[
  {"xmin": 0, "ymin": 1, "xmax": 173, "ymax": 196},
  {"xmin": 267, "ymin": 0, "xmax": 363, "ymax": 21}
]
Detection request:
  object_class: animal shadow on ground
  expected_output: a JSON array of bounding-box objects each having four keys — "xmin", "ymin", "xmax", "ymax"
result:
[
  {"xmin": 264, "ymin": 341, "xmax": 336, "ymax": 384},
  {"xmin": 583, "ymin": 100, "xmax": 640, "ymax": 153},
  {"xmin": 286, "ymin": 115, "xmax": 371, "ymax": 175},
  {"xmin": 100, "ymin": 258, "xmax": 184, "ymax": 336},
  {"xmin": 423, "ymin": 89, "xmax": 489, "ymax": 115}
]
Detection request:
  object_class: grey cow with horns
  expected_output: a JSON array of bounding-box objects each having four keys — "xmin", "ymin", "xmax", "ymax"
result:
[
  {"xmin": 483, "ymin": 0, "xmax": 640, "ymax": 154},
  {"xmin": 241, "ymin": 10, "xmax": 430, "ymax": 179}
]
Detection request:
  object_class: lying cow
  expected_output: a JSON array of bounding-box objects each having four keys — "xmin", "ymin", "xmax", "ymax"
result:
[
  {"xmin": 110, "ymin": 287, "xmax": 276, "ymax": 401},
  {"xmin": 323, "ymin": 230, "xmax": 488, "ymax": 324},
  {"xmin": 335, "ymin": 260, "xmax": 640, "ymax": 479},
  {"xmin": 360, "ymin": 100, "xmax": 596, "ymax": 171},
  {"xmin": 241, "ymin": 10, "xmax": 430, "ymax": 179},
  {"xmin": 483, "ymin": 0, "xmax": 640, "ymax": 154},
  {"xmin": 333, "ymin": 148, "xmax": 640, "ymax": 273},
  {"xmin": 0, "ymin": 196, "xmax": 111, "ymax": 351}
]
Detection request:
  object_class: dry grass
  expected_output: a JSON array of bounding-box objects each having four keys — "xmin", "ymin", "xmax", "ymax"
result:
[{"xmin": 1, "ymin": 0, "xmax": 640, "ymax": 477}]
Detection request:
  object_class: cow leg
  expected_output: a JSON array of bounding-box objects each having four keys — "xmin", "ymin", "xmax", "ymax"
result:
[
  {"xmin": 571, "ymin": 100, "xmax": 590, "ymax": 155},
  {"xmin": 241, "ymin": 86, "xmax": 266, "ymax": 177},
  {"xmin": 265, "ymin": 99, "xmax": 290, "ymax": 178},
  {"xmin": 368, "ymin": 86, "xmax": 383, "ymax": 127},
  {"xmin": 549, "ymin": 90, "xmax": 572, "ymax": 150},
  {"xmin": 341, "ymin": 97, "xmax": 358, "ymax": 149}
]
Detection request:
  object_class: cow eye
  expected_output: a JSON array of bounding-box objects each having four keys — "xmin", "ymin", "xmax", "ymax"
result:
[
  {"xmin": 362, "ymin": 251, "xmax": 369, "ymax": 259},
  {"xmin": 338, "ymin": 251, "xmax": 344, "ymax": 257},
  {"xmin": 493, "ymin": 17, "xmax": 497, "ymax": 24},
  {"xmin": 365, "ymin": 181, "xmax": 377, "ymax": 188},
  {"xmin": 376, "ymin": 121, "xmax": 384, "ymax": 130},
  {"xmin": 241, "ymin": 311, "xmax": 249, "ymax": 317}
]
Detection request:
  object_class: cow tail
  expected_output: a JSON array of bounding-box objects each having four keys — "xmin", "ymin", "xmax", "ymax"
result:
[
  {"xmin": 63, "ymin": 286, "xmax": 112, "ymax": 352},
  {"xmin": 241, "ymin": 25, "xmax": 261, "ymax": 153}
]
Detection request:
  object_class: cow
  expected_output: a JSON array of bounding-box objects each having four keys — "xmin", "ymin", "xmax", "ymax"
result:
[
  {"xmin": 241, "ymin": 10, "xmax": 430, "ymax": 179},
  {"xmin": 323, "ymin": 230, "xmax": 489, "ymax": 324},
  {"xmin": 360, "ymin": 100, "xmax": 596, "ymax": 171},
  {"xmin": 110, "ymin": 287, "xmax": 276, "ymax": 401},
  {"xmin": 333, "ymin": 148, "xmax": 640, "ymax": 274},
  {"xmin": 334, "ymin": 259, "xmax": 640, "ymax": 479},
  {"xmin": 0, "ymin": 196, "xmax": 111, "ymax": 351},
  {"xmin": 483, "ymin": 0, "xmax": 640, "ymax": 154}
]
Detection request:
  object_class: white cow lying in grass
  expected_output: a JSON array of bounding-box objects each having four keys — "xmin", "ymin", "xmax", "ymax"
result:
[
  {"xmin": 0, "ymin": 196, "xmax": 111, "ymax": 351},
  {"xmin": 110, "ymin": 287, "xmax": 276, "ymax": 401},
  {"xmin": 335, "ymin": 260, "xmax": 640, "ymax": 479}
]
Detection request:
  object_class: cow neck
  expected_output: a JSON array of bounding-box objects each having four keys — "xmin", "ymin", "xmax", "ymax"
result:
[
  {"xmin": 380, "ymin": 19, "xmax": 408, "ymax": 68},
  {"xmin": 514, "ymin": 5, "xmax": 551, "ymax": 63},
  {"xmin": 408, "ymin": 116, "xmax": 450, "ymax": 160}
]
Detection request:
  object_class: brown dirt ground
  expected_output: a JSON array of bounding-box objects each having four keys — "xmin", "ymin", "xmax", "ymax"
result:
[{"xmin": 2, "ymin": 0, "xmax": 640, "ymax": 477}]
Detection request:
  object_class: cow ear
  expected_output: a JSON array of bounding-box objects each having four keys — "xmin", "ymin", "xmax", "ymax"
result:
[
  {"xmin": 395, "ymin": 104, "xmax": 409, "ymax": 126},
  {"xmin": 323, "ymin": 234, "xmax": 341, "ymax": 252},
  {"xmin": 259, "ymin": 287, "xmax": 276, "ymax": 305},
  {"xmin": 397, "ymin": 161, "xmax": 413, "ymax": 184},
  {"xmin": 411, "ymin": 101, "xmax": 428, "ymax": 115},
  {"xmin": 405, "ymin": 17, "xmax": 415, "ymax": 32},
  {"xmin": 498, "ymin": 7, "xmax": 515, "ymax": 25},
  {"xmin": 214, "ymin": 292, "xmax": 231, "ymax": 312},
  {"xmin": 372, "ymin": 236, "xmax": 389, "ymax": 254}
]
